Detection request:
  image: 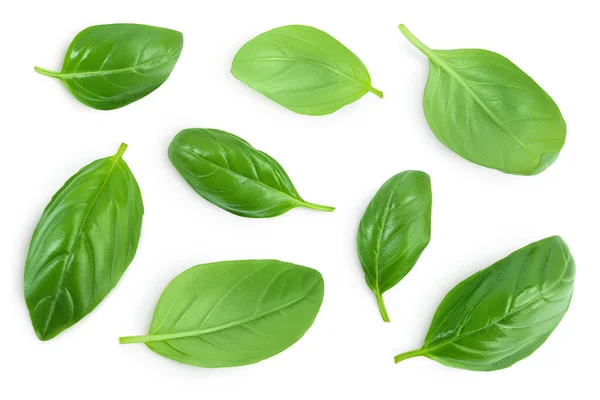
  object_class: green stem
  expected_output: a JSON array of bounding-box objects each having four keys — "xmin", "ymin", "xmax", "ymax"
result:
[
  {"xmin": 114, "ymin": 142, "xmax": 128, "ymax": 159},
  {"xmin": 398, "ymin": 24, "xmax": 436, "ymax": 59},
  {"xmin": 368, "ymin": 86, "xmax": 384, "ymax": 99},
  {"xmin": 302, "ymin": 201, "xmax": 335, "ymax": 212},
  {"xmin": 34, "ymin": 66, "xmax": 62, "ymax": 78},
  {"xmin": 394, "ymin": 347, "xmax": 427, "ymax": 363},
  {"xmin": 374, "ymin": 291, "xmax": 390, "ymax": 322},
  {"xmin": 119, "ymin": 334, "xmax": 154, "ymax": 344}
]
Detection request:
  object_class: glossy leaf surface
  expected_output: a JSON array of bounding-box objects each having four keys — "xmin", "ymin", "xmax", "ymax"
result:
[
  {"xmin": 231, "ymin": 25, "xmax": 382, "ymax": 115},
  {"xmin": 399, "ymin": 25, "xmax": 566, "ymax": 175},
  {"xmin": 394, "ymin": 236, "xmax": 575, "ymax": 371},
  {"xmin": 35, "ymin": 24, "xmax": 183, "ymax": 110},
  {"xmin": 168, "ymin": 128, "xmax": 334, "ymax": 218},
  {"xmin": 357, "ymin": 171, "xmax": 431, "ymax": 322},
  {"xmin": 24, "ymin": 144, "xmax": 144, "ymax": 340},
  {"xmin": 120, "ymin": 260, "xmax": 324, "ymax": 368}
]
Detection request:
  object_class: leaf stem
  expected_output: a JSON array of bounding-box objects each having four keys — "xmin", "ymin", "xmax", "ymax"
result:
[
  {"xmin": 119, "ymin": 334, "xmax": 154, "ymax": 344},
  {"xmin": 368, "ymin": 86, "xmax": 384, "ymax": 99},
  {"xmin": 114, "ymin": 142, "xmax": 128, "ymax": 159},
  {"xmin": 394, "ymin": 347, "xmax": 427, "ymax": 363},
  {"xmin": 34, "ymin": 66, "xmax": 62, "ymax": 78},
  {"xmin": 398, "ymin": 24, "xmax": 436, "ymax": 59},
  {"xmin": 374, "ymin": 291, "xmax": 390, "ymax": 322},
  {"xmin": 302, "ymin": 201, "xmax": 335, "ymax": 212}
]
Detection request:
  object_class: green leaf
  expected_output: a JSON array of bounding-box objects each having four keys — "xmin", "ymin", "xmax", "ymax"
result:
[
  {"xmin": 394, "ymin": 236, "xmax": 575, "ymax": 371},
  {"xmin": 24, "ymin": 143, "xmax": 144, "ymax": 341},
  {"xmin": 35, "ymin": 23, "xmax": 183, "ymax": 110},
  {"xmin": 119, "ymin": 260, "xmax": 324, "ymax": 368},
  {"xmin": 357, "ymin": 171, "xmax": 432, "ymax": 322},
  {"xmin": 231, "ymin": 25, "xmax": 382, "ymax": 116},
  {"xmin": 168, "ymin": 128, "xmax": 334, "ymax": 218},
  {"xmin": 399, "ymin": 25, "xmax": 566, "ymax": 175}
]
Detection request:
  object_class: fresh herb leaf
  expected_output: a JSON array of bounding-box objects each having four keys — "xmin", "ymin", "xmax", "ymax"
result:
[
  {"xmin": 120, "ymin": 260, "xmax": 324, "ymax": 368},
  {"xmin": 399, "ymin": 24, "xmax": 566, "ymax": 175},
  {"xmin": 35, "ymin": 23, "xmax": 183, "ymax": 110},
  {"xmin": 357, "ymin": 171, "xmax": 432, "ymax": 322},
  {"xmin": 394, "ymin": 236, "xmax": 575, "ymax": 371},
  {"xmin": 231, "ymin": 25, "xmax": 382, "ymax": 115},
  {"xmin": 24, "ymin": 143, "xmax": 144, "ymax": 340},
  {"xmin": 168, "ymin": 128, "xmax": 334, "ymax": 218}
]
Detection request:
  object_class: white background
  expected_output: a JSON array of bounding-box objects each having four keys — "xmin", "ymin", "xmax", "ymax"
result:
[{"xmin": 1, "ymin": 1, "xmax": 598, "ymax": 398}]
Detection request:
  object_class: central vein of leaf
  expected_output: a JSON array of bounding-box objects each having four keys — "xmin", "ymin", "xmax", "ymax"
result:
[
  {"xmin": 178, "ymin": 146, "xmax": 303, "ymax": 206},
  {"xmin": 53, "ymin": 46, "xmax": 182, "ymax": 79},
  {"xmin": 373, "ymin": 190, "xmax": 396, "ymax": 295},
  {"xmin": 39, "ymin": 144, "xmax": 126, "ymax": 335},
  {"xmin": 421, "ymin": 253, "xmax": 572, "ymax": 356},
  {"xmin": 237, "ymin": 56, "xmax": 381, "ymax": 97},
  {"xmin": 398, "ymin": 25, "xmax": 537, "ymax": 162},
  {"xmin": 429, "ymin": 56, "xmax": 537, "ymax": 161},
  {"xmin": 137, "ymin": 292, "xmax": 315, "ymax": 343}
]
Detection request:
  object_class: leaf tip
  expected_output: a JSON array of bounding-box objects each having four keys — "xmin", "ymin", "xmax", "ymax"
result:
[{"xmin": 35, "ymin": 331, "xmax": 51, "ymax": 342}]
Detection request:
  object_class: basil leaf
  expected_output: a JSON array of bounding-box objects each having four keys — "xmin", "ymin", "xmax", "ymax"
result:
[
  {"xmin": 168, "ymin": 128, "xmax": 334, "ymax": 218},
  {"xmin": 24, "ymin": 143, "xmax": 144, "ymax": 341},
  {"xmin": 35, "ymin": 23, "xmax": 183, "ymax": 110},
  {"xmin": 119, "ymin": 260, "xmax": 324, "ymax": 368},
  {"xmin": 399, "ymin": 25, "xmax": 566, "ymax": 175},
  {"xmin": 357, "ymin": 171, "xmax": 432, "ymax": 322},
  {"xmin": 394, "ymin": 236, "xmax": 575, "ymax": 371},
  {"xmin": 231, "ymin": 25, "xmax": 382, "ymax": 116}
]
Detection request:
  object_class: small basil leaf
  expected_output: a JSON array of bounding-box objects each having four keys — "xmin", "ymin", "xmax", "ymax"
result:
[
  {"xmin": 168, "ymin": 128, "xmax": 334, "ymax": 218},
  {"xmin": 231, "ymin": 25, "xmax": 382, "ymax": 116},
  {"xmin": 394, "ymin": 236, "xmax": 575, "ymax": 371},
  {"xmin": 399, "ymin": 25, "xmax": 566, "ymax": 175},
  {"xmin": 357, "ymin": 171, "xmax": 432, "ymax": 322},
  {"xmin": 35, "ymin": 23, "xmax": 183, "ymax": 110},
  {"xmin": 119, "ymin": 260, "xmax": 324, "ymax": 368},
  {"xmin": 24, "ymin": 143, "xmax": 144, "ymax": 341}
]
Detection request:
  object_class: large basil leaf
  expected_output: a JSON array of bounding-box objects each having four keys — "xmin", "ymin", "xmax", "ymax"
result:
[
  {"xmin": 35, "ymin": 24, "xmax": 183, "ymax": 110},
  {"xmin": 357, "ymin": 171, "xmax": 431, "ymax": 322},
  {"xmin": 119, "ymin": 260, "xmax": 324, "ymax": 368},
  {"xmin": 394, "ymin": 236, "xmax": 575, "ymax": 371},
  {"xmin": 24, "ymin": 143, "xmax": 144, "ymax": 341},
  {"xmin": 168, "ymin": 128, "xmax": 334, "ymax": 218},
  {"xmin": 399, "ymin": 25, "xmax": 566, "ymax": 175},
  {"xmin": 231, "ymin": 25, "xmax": 382, "ymax": 116}
]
